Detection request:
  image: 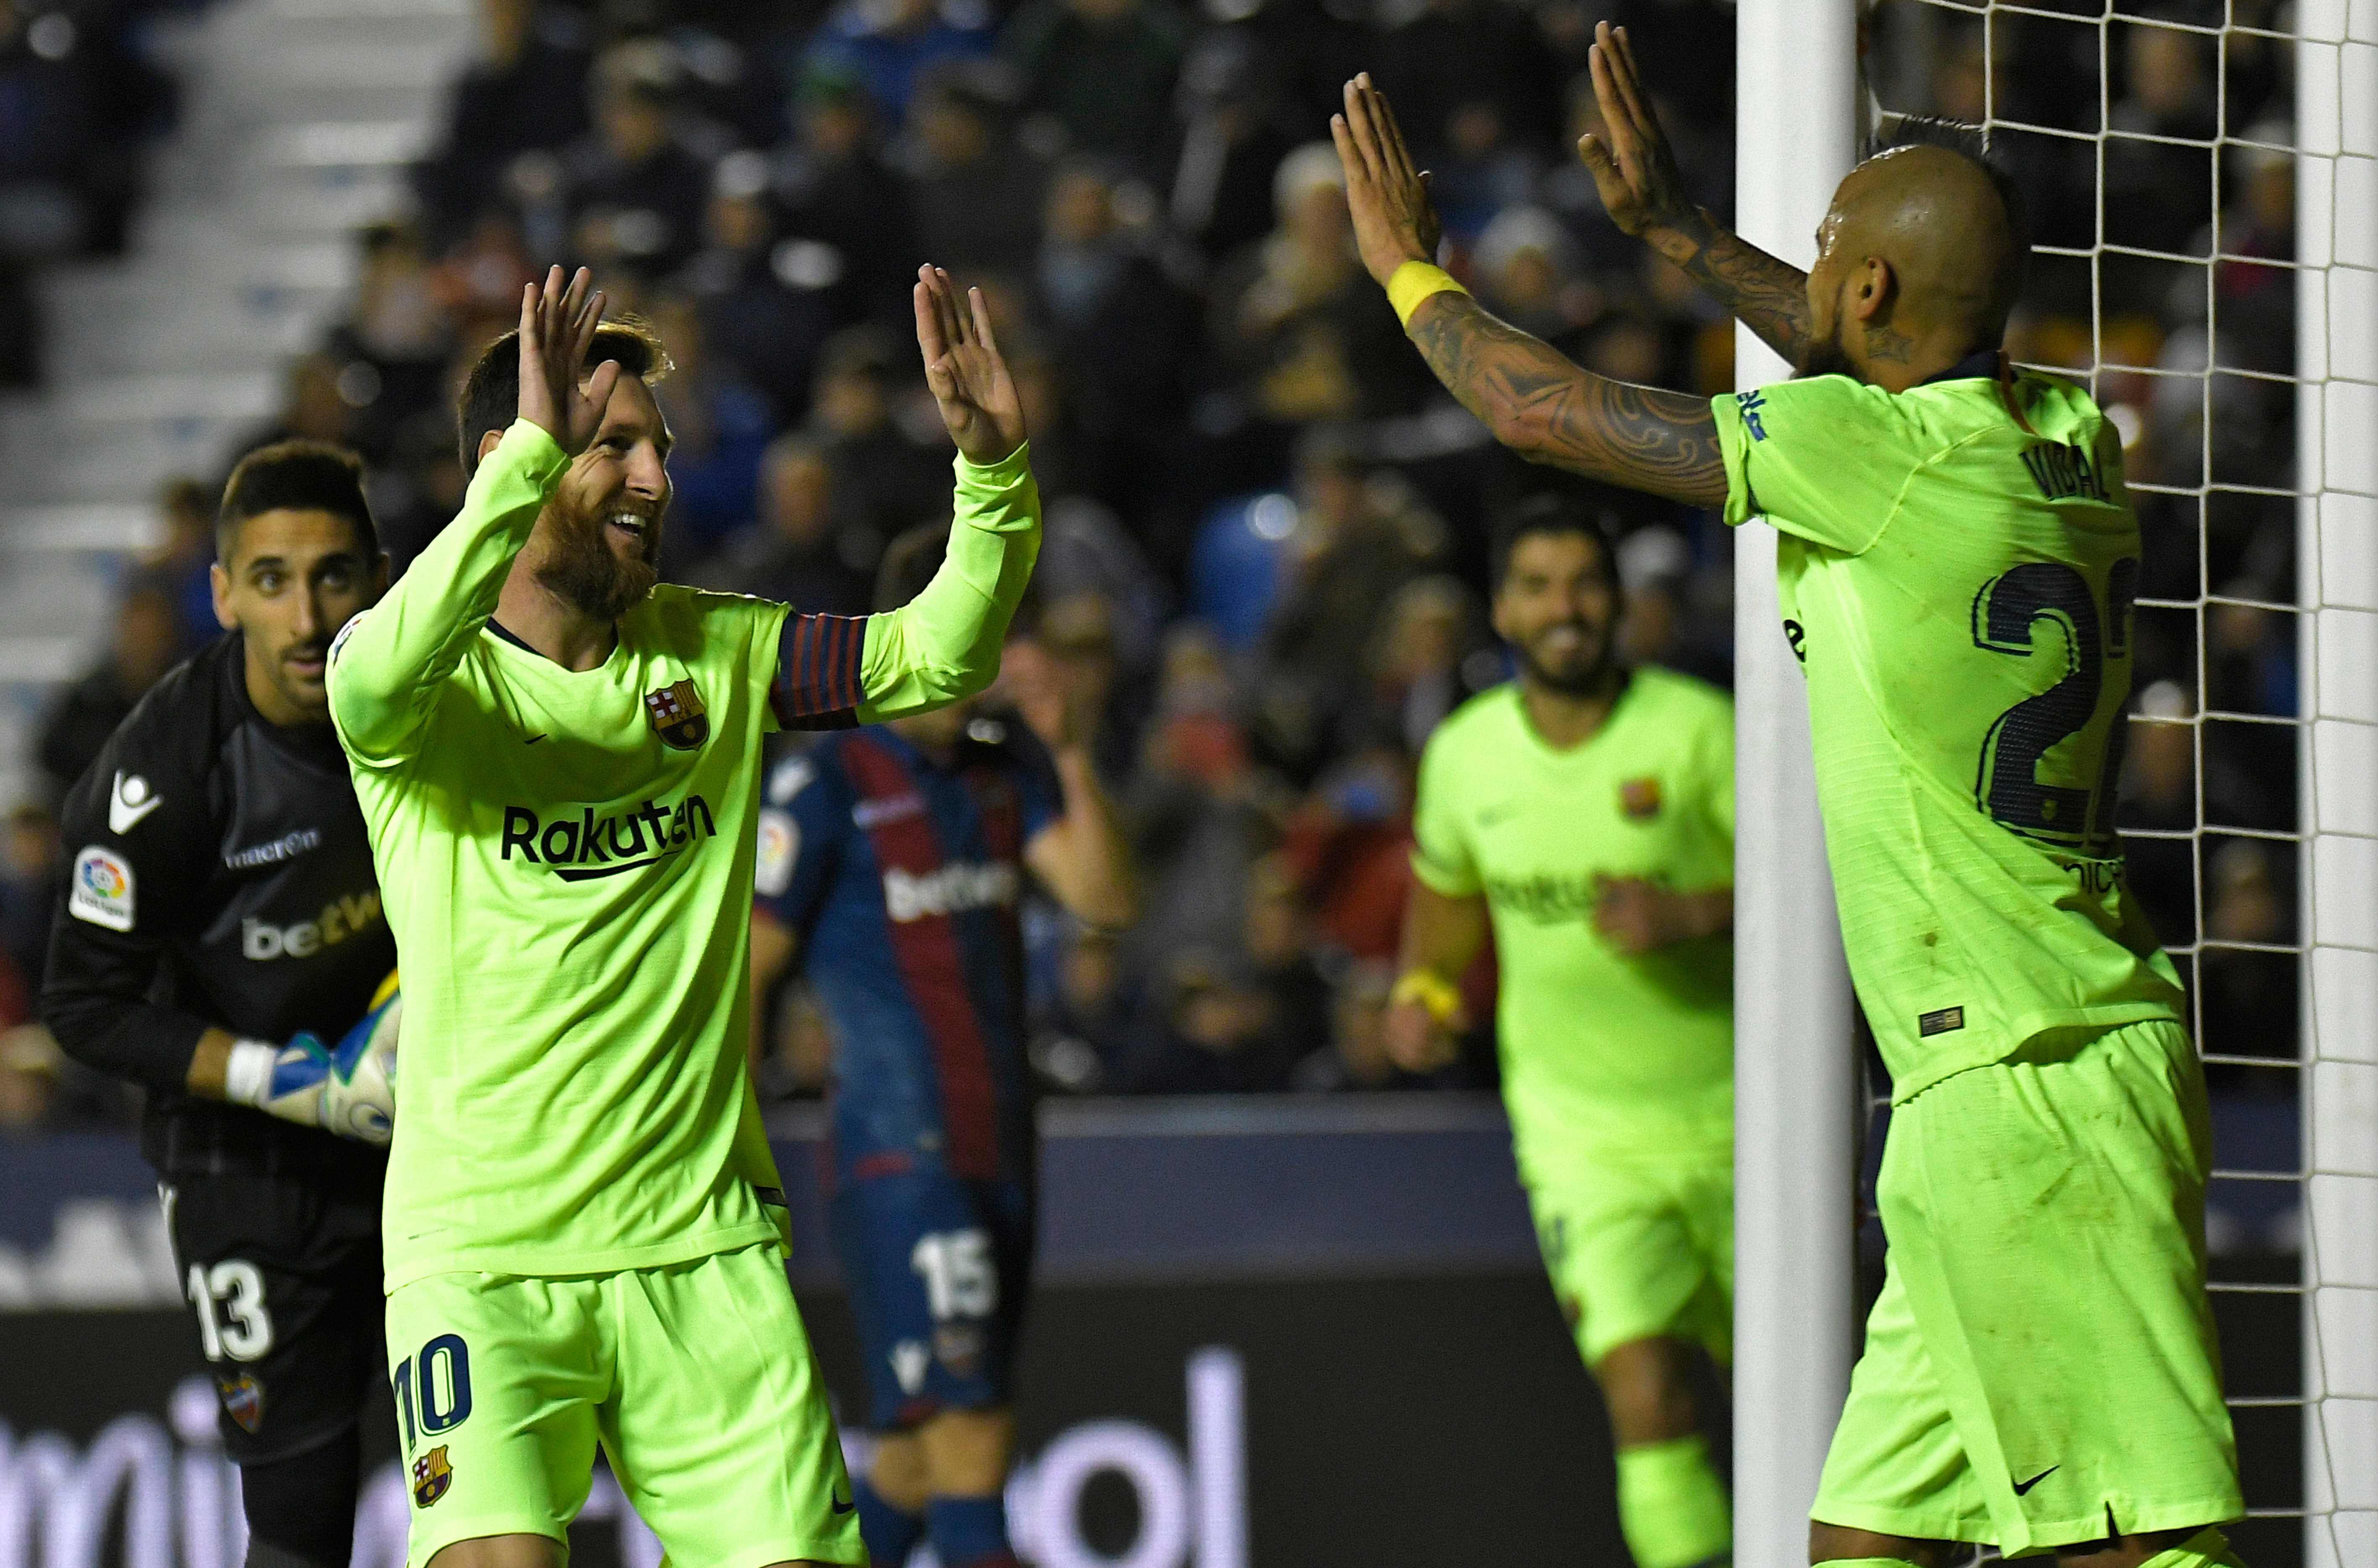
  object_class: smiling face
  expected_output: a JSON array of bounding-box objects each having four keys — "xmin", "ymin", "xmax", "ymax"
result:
[
  {"xmin": 518, "ymin": 374, "xmax": 674, "ymax": 621},
  {"xmin": 1492, "ymin": 528, "xmax": 1619, "ymax": 697},
  {"xmin": 212, "ymin": 508, "xmax": 386, "ymax": 724}
]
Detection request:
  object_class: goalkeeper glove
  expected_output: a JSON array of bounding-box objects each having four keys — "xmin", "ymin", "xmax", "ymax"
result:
[{"xmin": 222, "ymin": 973, "xmax": 400, "ymax": 1145}]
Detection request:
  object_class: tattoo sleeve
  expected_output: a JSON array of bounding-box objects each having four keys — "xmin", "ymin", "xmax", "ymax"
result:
[
  {"xmin": 1404, "ymin": 292, "xmax": 1727, "ymax": 508},
  {"xmin": 1651, "ymin": 208, "xmax": 1813, "ymax": 367}
]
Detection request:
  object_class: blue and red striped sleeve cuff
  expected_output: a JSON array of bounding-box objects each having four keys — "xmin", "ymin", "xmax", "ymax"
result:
[{"xmin": 770, "ymin": 612, "xmax": 867, "ymax": 730}]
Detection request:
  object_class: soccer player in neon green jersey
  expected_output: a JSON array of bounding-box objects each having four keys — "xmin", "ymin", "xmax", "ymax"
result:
[
  {"xmin": 1332, "ymin": 23, "xmax": 2248, "ymax": 1568},
  {"xmin": 326, "ymin": 264, "xmax": 1040, "ymax": 1568},
  {"xmin": 1389, "ymin": 495, "xmax": 1736, "ymax": 1568}
]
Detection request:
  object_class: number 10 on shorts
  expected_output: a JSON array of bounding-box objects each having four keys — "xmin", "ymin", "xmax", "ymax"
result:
[{"xmin": 393, "ymin": 1333, "xmax": 474, "ymax": 1452}]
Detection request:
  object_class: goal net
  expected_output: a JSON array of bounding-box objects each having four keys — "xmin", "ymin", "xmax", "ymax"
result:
[{"xmin": 1855, "ymin": 3, "xmax": 2376, "ymax": 1563}]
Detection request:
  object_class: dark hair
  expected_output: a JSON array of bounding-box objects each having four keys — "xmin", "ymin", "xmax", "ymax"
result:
[
  {"xmin": 455, "ymin": 316, "xmax": 671, "ymax": 476},
  {"xmin": 1491, "ymin": 493, "xmax": 1618, "ymax": 591},
  {"xmin": 1885, "ymin": 115, "xmax": 2032, "ymax": 300},
  {"xmin": 217, "ymin": 440, "xmax": 379, "ymax": 564},
  {"xmin": 876, "ymin": 520, "xmax": 950, "ymax": 612}
]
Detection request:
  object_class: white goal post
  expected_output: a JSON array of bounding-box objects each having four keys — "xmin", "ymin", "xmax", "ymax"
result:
[
  {"xmin": 1731, "ymin": 4, "xmax": 1861, "ymax": 1565},
  {"xmin": 2298, "ymin": 8, "xmax": 2378, "ymax": 1566}
]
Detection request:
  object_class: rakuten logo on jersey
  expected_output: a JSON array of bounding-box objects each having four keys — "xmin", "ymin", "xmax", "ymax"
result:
[
  {"xmin": 500, "ymin": 794, "xmax": 718, "ymax": 882},
  {"xmin": 884, "ymin": 861, "xmax": 1018, "ymax": 923},
  {"xmin": 243, "ymin": 891, "xmax": 385, "ymax": 961}
]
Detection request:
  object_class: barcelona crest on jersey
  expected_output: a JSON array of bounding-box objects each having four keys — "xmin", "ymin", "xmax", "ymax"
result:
[{"xmin": 645, "ymin": 680, "xmax": 709, "ymax": 750}]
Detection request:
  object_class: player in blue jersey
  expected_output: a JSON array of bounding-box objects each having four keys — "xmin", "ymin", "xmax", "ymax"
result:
[{"xmin": 750, "ymin": 525, "xmax": 1135, "ymax": 1568}]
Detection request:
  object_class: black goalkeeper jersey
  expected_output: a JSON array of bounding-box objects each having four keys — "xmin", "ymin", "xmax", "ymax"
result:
[{"xmin": 42, "ymin": 632, "xmax": 392, "ymax": 1180}]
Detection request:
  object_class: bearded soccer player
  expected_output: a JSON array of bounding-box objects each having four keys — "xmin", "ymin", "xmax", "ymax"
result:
[
  {"xmin": 325, "ymin": 264, "xmax": 1039, "ymax": 1568},
  {"xmin": 1333, "ymin": 26, "xmax": 2244, "ymax": 1568},
  {"xmin": 1388, "ymin": 495, "xmax": 1734, "ymax": 1568}
]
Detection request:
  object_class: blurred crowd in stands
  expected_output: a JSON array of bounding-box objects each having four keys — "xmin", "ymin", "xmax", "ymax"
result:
[{"xmin": 1, "ymin": 0, "xmax": 2310, "ymax": 1130}]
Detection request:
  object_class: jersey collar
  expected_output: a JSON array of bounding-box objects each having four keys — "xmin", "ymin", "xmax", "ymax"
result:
[{"xmin": 1918, "ymin": 347, "xmax": 2004, "ymax": 387}]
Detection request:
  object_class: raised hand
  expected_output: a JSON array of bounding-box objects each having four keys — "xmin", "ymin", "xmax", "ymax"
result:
[
  {"xmin": 914, "ymin": 265, "xmax": 1025, "ymax": 464},
  {"xmin": 1330, "ymin": 73, "xmax": 1443, "ymax": 288},
  {"xmin": 516, "ymin": 265, "xmax": 621, "ymax": 456},
  {"xmin": 1579, "ymin": 21, "xmax": 1695, "ymax": 238}
]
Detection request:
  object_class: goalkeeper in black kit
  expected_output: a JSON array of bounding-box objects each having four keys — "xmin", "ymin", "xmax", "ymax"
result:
[{"xmin": 42, "ymin": 442, "xmax": 404, "ymax": 1568}]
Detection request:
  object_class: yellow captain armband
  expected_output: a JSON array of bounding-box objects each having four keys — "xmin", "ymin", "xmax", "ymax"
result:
[
  {"xmin": 1387, "ymin": 261, "xmax": 1467, "ymax": 328},
  {"xmin": 1389, "ymin": 967, "xmax": 1465, "ymax": 1026}
]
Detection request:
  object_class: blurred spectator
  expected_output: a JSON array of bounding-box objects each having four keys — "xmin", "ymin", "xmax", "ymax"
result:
[
  {"xmin": 1032, "ymin": 923, "xmax": 1137, "ymax": 1089},
  {"xmin": 769, "ymin": 62, "xmax": 923, "ymax": 333},
  {"xmin": 1472, "ymin": 206, "xmax": 1596, "ymax": 353},
  {"xmin": 806, "ymin": 323, "xmax": 950, "ymax": 548},
  {"xmin": 1032, "ymin": 157, "xmax": 1198, "ymax": 509},
  {"xmin": 900, "ymin": 61, "xmax": 1046, "ymax": 273},
  {"xmin": 2197, "ymin": 839, "xmax": 2298, "ymax": 1076},
  {"xmin": 648, "ymin": 291, "xmax": 778, "ymax": 568},
  {"xmin": 692, "ymin": 432, "xmax": 874, "ymax": 613},
  {"xmin": 1372, "ymin": 0, "xmax": 1563, "ymax": 172},
  {"xmin": 1164, "ymin": 29, "xmax": 1306, "ymax": 264},
  {"xmin": 1113, "ymin": 947, "xmax": 1304, "ymax": 1092},
  {"xmin": 1252, "ymin": 426, "xmax": 1446, "ymax": 779},
  {"xmin": 551, "ymin": 42, "xmax": 727, "ymax": 282},
  {"xmin": 1003, "ymin": 0, "xmax": 1190, "ymax": 169},
  {"xmin": 0, "ymin": 802, "xmax": 59, "ymax": 996},
  {"xmin": 1208, "ymin": 142, "xmax": 1426, "ymax": 430},
  {"xmin": 322, "ymin": 221, "xmax": 457, "ymax": 457},
  {"xmin": 414, "ymin": 0, "xmax": 593, "ymax": 246},
  {"xmin": 144, "ymin": 476, "xmax": 219, "ymax": 655},
  {"xmin": 800, "ymin": 0, "xmax": 993, "ymax": 128},
  {"xmin": 0, "ymin": 1022, "xmax": 59, "ymax": 1134},
  {"xmin": 35, "ymin": 580, "xmax": 178, "ymax": 806},
  {"xmin": 677, "ymin": 154, "xmax": 838, "ymax": 423},
  {"xmin": 1278, "ymin": 742, "xmax": 1416, "ymax": 966}
]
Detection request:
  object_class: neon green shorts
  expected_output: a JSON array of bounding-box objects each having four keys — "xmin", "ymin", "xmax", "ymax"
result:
[
  {"xmin": 1813, "ymin": 1019, "xmax": 2243, "ymax": 1556},
  {"xmin": 383, "ymin": 1242, "xmax": 865, "ymax": 1568},
  {"xmin": 1525, "ymin": 1141, "xmax": 1733, "ymax": 1367}
]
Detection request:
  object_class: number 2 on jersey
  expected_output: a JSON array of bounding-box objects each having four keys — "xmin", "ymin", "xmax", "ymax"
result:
[{"xmin": 1971, "ymin": 557, "xmax": 2138, "ymax": 855}]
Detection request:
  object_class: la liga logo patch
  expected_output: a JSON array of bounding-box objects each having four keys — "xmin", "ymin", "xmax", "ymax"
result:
[
  {"xmin": 412, "ymin": 1445, "xmax": 453, "ymax": 1507},
  {"xmin": 645, "ymin": 680, "xmax": 709, "ymax": 750},
  {"xmin": 69, "ymin": 846, "xmax": 135, "ymax": 932}
]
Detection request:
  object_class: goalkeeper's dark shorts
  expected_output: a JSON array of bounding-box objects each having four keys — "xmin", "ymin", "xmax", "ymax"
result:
[{"xmin": 159, "ymin": 1162, "xmax": 385, "ymax": 1464}]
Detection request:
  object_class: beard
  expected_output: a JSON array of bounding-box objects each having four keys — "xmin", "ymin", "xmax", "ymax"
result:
[
  {"xmin": 1513, "ymin": 621, "xmax": 1614, "ymax": 697},
  {"xmin": 1796, "ymin": 320, "xmax": 1860, "ymax": 380},
  {"xmin": 537, "ymin": 495, "xmax": 660, "ymax": 621}
]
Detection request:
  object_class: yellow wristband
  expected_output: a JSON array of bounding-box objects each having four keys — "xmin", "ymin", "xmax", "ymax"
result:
[
  {"xmin": 1386, "ymin": 260, "xmax": 1467, "ymax": 327},
  {"xmin": 1390, "ymin": 968, "xmax": 1464, "ymax": 1026}
]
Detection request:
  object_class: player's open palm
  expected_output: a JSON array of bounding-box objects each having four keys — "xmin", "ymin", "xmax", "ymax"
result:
[
  {"xmin": 1580, "ymin": 21, "xmax": 1692, "ymax": 237},
  {"xmin": 1331, "ymin": 73, "xmax": 1442, "ymax": 287},
  {"xmin": 516, "ymin": 264, "xmax": 620, "ymax": 457},
  {"xmin": 915, "ymin": 265, "xmax": 1025, "ymax": 464}
]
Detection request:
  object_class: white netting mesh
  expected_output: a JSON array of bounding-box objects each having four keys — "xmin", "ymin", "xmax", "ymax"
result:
[{"xmin": 1861, "ymin": 3, "xmax": 2378, "ymax": 1561}]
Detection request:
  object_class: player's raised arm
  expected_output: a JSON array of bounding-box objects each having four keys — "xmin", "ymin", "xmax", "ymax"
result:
[
  {"xmin": 1332, "ymin": 76, "xmax": 1726, "ymax": 508},
  {"xmin": 771, "ymin": 266, "xmax": 1041, "ymax": 728},
  {"xmin": 327, "ymin": 266, "xmax": 619, "ymax": 765},
  {"xmin": 1580, "ymin": 21, "xmax": 1812, "ymax": 367}
]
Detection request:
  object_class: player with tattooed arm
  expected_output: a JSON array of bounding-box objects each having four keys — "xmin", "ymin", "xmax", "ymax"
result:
[{"xmin": 1333, "ymin": 25, "xmax": 2243, "ymax": 1568}]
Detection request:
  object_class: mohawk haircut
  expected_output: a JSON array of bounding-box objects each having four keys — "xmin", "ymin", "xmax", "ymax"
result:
[
  {"xmin": 455, "ymin": 315, "xmax": 673, "ymax": 477},
  {"xmin": 1886, "ymin": 115, "xmax": 2033, "ymax": 276},
  {"xmin": 217, "ymin": 440, "xmax": 379, "ymax": 564}
]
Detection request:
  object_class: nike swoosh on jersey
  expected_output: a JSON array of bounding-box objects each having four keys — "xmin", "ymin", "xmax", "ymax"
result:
[
  {"xmin": 523, "ymin": 733, "xmax": 549, "ymax": 745},
  {"xmin": 2012, "ymin": 1466, "xmax": 2058, "ymax": 1496},
  {"xmin": 109, "ymin": 772, "xmax": 164, "ymax": 834}
]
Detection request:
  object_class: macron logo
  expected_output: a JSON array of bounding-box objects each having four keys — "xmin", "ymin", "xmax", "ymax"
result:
[{"xmin": 108, "ymin": 773, "xmax": 163, "ymax": 834}]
